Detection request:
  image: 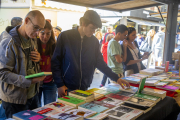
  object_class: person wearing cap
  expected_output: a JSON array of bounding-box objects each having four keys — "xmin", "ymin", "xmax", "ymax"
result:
[
  {"xmin": 54, "ymin": 26, "xmax": 62, "ymax": 40},
  {"xmin": 51, "ymin": 10, "xmax": 130, "ymax": 97}
]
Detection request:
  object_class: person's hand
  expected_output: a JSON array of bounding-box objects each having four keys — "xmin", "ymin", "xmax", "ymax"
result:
[
  {"xmin": 117, "ymin": 78, "xmax": 130, "ymax": 89},
  {"xmin": 143, "ymin": 52, "xmax": 149, "ymax": 56},
  {"xmin": 31, "ymin": 48, "xmax": 41, "ymax": 62},
  {"xmin": 142, "ymin": 54, "xmax": 149, "ymax": 60},
  {"xmin": 58, "ymin": 86, "xmax": 68, "ymax": 97},
  {"xmin": 123, "ymin": 40, "xmax": 128, "ymax": 47},
  {"xmin": 31, "ymin": 76, "xmax": 46, "ymax": 84}
]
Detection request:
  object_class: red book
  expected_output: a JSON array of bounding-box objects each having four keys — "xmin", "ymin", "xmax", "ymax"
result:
[{"xmin": 165, "ymin": 61, "xmax": 169, "ymax": 72}]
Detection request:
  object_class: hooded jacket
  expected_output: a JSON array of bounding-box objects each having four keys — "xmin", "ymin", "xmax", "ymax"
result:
[
  {"xmin": 51, "ymin": 27, "xmax": 119, "ymax": 90},
  {"xmin": 0, "ymin": 26, "xmax": 40, "ymax": 104},
  {"xmin": 152, "ymin": 31, "xmax": 165, "ymax": 50}
]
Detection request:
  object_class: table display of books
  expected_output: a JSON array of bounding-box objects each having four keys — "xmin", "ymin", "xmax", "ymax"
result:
[
  {"xmin": 13, "ymin": 83, "xmax": 168, "ymax": 120},
  {"xmin": 121, "ymin": 68, "xmax": 180, "ymax": 92}
]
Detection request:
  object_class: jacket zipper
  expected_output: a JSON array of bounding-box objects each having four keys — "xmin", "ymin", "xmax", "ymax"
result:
[{"xmin": 79, "ymin": 38, "xmax": 83, "ymax": 89}]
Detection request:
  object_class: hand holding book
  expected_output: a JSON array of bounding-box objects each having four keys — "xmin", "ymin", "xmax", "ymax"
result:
[{"xmin": 31, "ymin": 76, "xmax": 46, "ymax": 84}]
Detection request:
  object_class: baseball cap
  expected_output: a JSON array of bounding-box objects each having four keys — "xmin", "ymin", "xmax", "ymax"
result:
[
  {"xmin": 55, "ymin": 26, "xmax": 62, "ymax": 32},
  {"xmin": 82, "ymin": 10, "xmax": 102, "ymax": 28}
]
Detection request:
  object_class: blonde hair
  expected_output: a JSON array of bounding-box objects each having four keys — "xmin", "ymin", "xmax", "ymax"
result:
[
  {"xmin": 95, "ymin": 31, "xmax": 102, "ymax": 39},
  {"xmin": 147, "ymin": 29, "xmax": 156, "ymax": 40},
  {"xmin": 106, "ymin": 34, "xmax": 114, "ymax": 42}
]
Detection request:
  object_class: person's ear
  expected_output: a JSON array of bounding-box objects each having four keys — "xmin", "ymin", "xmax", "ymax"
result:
[{"xmin": 25, "ymin": 17, "xmax": 29, "ymax": 25}]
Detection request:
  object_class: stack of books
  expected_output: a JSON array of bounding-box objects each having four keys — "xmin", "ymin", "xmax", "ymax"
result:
[
  {"xmin": 69, "ymin": 90, "xmax": 94, "ymax": 102},
  {"xmin": 58, "ymin": 96, "xmax": 85, "ymax": 108},
  {"xmin": 141, "ymin": 88, "xmax": 166, "ymax": 99},
  {"xmin": 140, "ymin": 68, "xmax": 164, "ymax": 76},
  {"xmin": 121, "ymin": 76, "xmax": 141, "ymax": 84}
]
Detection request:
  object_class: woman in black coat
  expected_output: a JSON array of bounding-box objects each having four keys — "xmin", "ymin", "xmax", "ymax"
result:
[{"xmin": 122, "ymin": 27, "xmax": 149, "ymax": 76}]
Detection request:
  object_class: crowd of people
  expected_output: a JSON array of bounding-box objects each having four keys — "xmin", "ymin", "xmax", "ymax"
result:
[{"xmin": 0, "ymin": 9, "xmax": 167, "ymax": 119}]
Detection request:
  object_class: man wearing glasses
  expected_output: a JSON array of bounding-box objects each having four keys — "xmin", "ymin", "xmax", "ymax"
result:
[
  {"xmin": 51, "ymin": 10, "xmax": 130, "ymax": 97},
  {"xmin": 0, "ymin": 10, "xmax": 46, "ymax": 118}
]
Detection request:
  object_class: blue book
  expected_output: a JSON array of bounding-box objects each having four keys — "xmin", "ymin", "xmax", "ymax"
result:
[
  {"xmin": 13, "ymin": 110, "xmax": 46, "ymax": 120},
  {"xmin": 79, "ymin": 102, "xmax": 109, "ymax": 113}
]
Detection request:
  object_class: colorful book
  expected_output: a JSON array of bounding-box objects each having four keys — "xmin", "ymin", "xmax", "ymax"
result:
[
  {"xmin": 138, "ymin": 78, "xmax": 146, "ymax": 93},
  {"xmin": 79, "ymin": 102, "xmax": 109, "ymax": 113},
  {"xmin": 65, "ymin": 108, "xmax": 96, "ymax": 118},
  {"xmin": 51, "ymin": 113, "xmax": 83, "ymax": 120},
  {"xmin": 44, "ymin": 102, "xmax": 74, "ymax": 113},
  {"xmin": 156, "ymin": 85, "xmax": 179, "ymax": 91},
  {"xmin": 134, "ymin": 93, "xmax": 161, "ymax": 103},
  {"xmin": 13, "ymin": 110, "xmax": 47, "ymax": 120},
  {"xmin": 96, "ymin": 97, "xmax": 124, "ymax": 106},
  {"xmin": 104, "ymin": 105, "xmax": 143, "ymax": 120},
  {"xmin": 106, "ymin": 93, "xmax": 130, "ymax": 101},
  {"xmin": 25, "ymin": 72, "xmax": 52, "ymax": 79},
  {"xmin": 58, "ymin": 96, "xmax": 85, "ymax": 108},
  {"xmin": 88, "ymin": 113, "xmax": 108, "ymax": 120},
  {"xmin": 33, "ymin": 107, "xmax": 60, "ymax": 117},
  {"xmin": 125, "ymin": 97, "xmax": 155, "ymax": 107},
  {"xmin": 121, "ymin": 76, "xmax": 141, "ymax": 84},
  {"xmin": 69, "ymin": 90, "xmax": 94, "ymax": 102},
  {"xmin": 86, "ymin": 88, "xmax": 100, "ymax": 93}
]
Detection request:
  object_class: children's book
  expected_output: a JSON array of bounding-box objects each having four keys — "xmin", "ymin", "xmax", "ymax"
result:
[
  {"xmin": 45, "ymin": 102, "xmax": 74, "ymax": 113},
  {"xmin": 79, "ymin": 102, "xmax": 109, "ymax": 113},
  {"xmin": 25, "ymin": 72, "xmax": 52, "ymax": 79},
  {"xmin": 13, "ymin": 110, "xmax": 47, "ymax": 120}
]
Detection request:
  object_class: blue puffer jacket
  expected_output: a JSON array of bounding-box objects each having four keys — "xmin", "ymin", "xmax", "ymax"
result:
[{"xmin": 51, "ymin": 27, "xmax": 119, "ymax": 90}]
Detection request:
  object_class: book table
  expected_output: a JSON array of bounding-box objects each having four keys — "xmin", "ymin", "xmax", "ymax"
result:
[
  {"xmin": 136, "ymin": 96, "xmax": 180, "ymax": 120},
  {"xmin": 130, "ymin": 83, "xmax": 178, "ymax": 97}
]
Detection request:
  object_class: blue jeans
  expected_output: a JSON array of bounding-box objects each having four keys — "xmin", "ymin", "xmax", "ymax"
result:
[
  {"xmin": 100, "ymin": 74, "xmax": 110, "ymax": 86},
  {"xmin": 0, "ymin": 105, "xmax": 6, "ymax": 120},
  {"xmin": 38, "ymin": 81, "xmax": 57, "ymax": 107}
]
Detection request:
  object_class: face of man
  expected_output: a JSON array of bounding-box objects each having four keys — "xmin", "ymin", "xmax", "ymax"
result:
[
  {"xmin": 25, "ymin": 16, "xmax": 45, "ymax": 39},
  {"xmin": 83, "ymin": 24, "xmax": 97, "ymax": 37},
  {"xmin": 118, "ymin": 30, "xmax": 128, "ymax": 41},
  {"xmin": 107, "ymin": 26, "xmax": 113, "ymax": 33}
]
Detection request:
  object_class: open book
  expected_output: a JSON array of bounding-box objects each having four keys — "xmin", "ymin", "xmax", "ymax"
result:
[{"xmin": 25, "ymin": 72, "xmax": 52, "ymax": 79}]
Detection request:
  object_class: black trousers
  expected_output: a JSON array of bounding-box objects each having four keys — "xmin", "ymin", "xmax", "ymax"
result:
[{"xmin": 2, "ymin": 93, "xmax": 39, "ymax": 118}]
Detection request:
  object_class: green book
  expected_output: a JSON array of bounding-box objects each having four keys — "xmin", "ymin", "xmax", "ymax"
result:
[
  {"xmin": 25, "ymin": 72, "xmax": 52, "ymax": 79},
  {"xmin": 134, "ymin": 93, "xmax": 160, "ymax": 101},
  {"xmin": 138, "ymin": 78, "xmax": 146, "ymax": 93},
  {"xmin": 58, "ymin": 96, "xmax": 85, "ymax": 105}
]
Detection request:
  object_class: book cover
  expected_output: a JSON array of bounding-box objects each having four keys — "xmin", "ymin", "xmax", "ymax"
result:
[
  {"xmin": 94, "ymin": 89, "xmax": 111, "ymax": 95},
  {"xmin": 58, "ymin": 96, "xmax": 85, "ymax": 105},
  {"xmin": 156, "ymin": 85, "xmax": 179, "ymax": 91},
  {"xmin": 88, "ymin": 113, "xmax": 108, "ymax": 120},
  {"xmin": 122, "ymin": 76, "xmax": 141, "ymax": 83},
  {"xmin": 155, "ymin": 81, "xmax": 169, "ymax": 86},
  {"xmin": 25, "ymin": 72, "xmax": 52, "ymax": 79},
  {"xmin": 103, "ymin": 116, "xmax": 119, "ymax": 120},
  {"xmin": 75, "ymin": 90, "xmax": 93, "ymax": 96},
  {"xmin": 106, "ymin": 93, "xmax": 130, "ymax": 101},
  {"xmin": 79, "ymin": 102, "xmax": 109, "ymax": 113},
  {"xmin": 142, "ymin": 88, "xmax": 166, "ymax": 94},
  {"xmin": 45, "ymin": 102, "xmax": 74, "ymax": 113},
  {"xmin": 115, "ymin": 91, "xmax": 134, "ymax": 97},
  {"xmin": 125, "ymin": 97, "xmax": 155, "ymax": 107},
  {"xmin": 104, "ymin": 106, "xmax": 143, "ymax": 120},
  {"xmin": 41, "ymin": 117, "xmax": 61, "ymax": 120},
  {"xmin": 138, "ymin": 78, "xmax": 146, "ymax": 93},
  {"xmin": 119, "ymin": 86, "xmax": 138, "ymax": 93},
  {"xmin": 92, "ymin": 101, "xmax": 115, "ymax": 109},
  {"xmin": 65, "ymin": 108, "xmax": 96, "ymax": 118},
  {"xmin": 13, "ymin": 110, "xmax": 47, "ymax": 120},
  {"xmin": 134, "ymin": 93, "xmax": 160, "ymax": 101},
  {"xmin": 33, "ymin": 107, "xmax": 60, "ymax": 116},
  {"xmin": 70, "ymin": 90, "xmax": 93, "ymax": 98},
  {"xmin": 94, "ymin": 93, "xmax": 105, "ymax": 100},
  {"xmin": 86, "ymin": 88, "xmax": 100, "ymax": 93},
  {"xmin": 96, "ymin": 97, "xmax": 123, "ymax": 106},
  {"xmin": 51, "ymin": 113, "xmax": 83, "ymax": 120},
  {"xmin": 100, "ymin": 87, "xmax": 119, "ymax": 93}
]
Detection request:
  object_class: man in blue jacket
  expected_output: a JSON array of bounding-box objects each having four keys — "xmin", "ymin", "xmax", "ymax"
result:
[{"xmin": 51, "ymin": 10, "xmax": 130, "ymax": 97}]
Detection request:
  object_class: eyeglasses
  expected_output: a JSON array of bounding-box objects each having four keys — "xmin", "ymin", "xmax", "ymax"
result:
[{"xmin": 28, "ymin": 18, "xmax": 43, "ymax": 32}]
